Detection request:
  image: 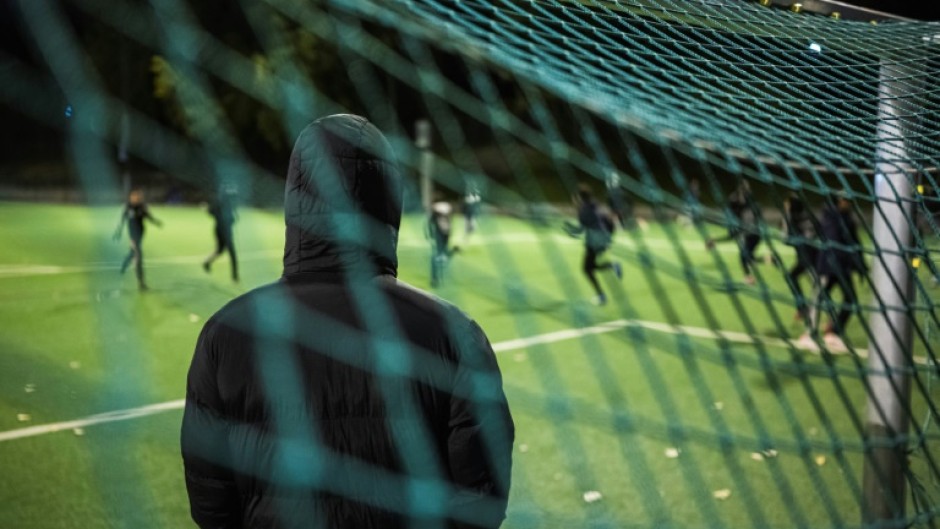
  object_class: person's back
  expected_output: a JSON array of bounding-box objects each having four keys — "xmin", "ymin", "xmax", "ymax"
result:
[{"xmin": 182, "ymin": 115, "xmax": 513, "ymax": 529}]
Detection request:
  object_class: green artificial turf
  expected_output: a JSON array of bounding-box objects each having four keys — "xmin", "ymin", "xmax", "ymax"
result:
[{"xmin": 0, "ymin": 201, "xmax": 937, "ymax": 528}]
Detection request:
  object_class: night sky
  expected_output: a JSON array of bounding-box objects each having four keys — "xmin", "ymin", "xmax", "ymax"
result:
[{"xmin": 840, "ymin": 0, "xmax": 940, "ymax": 20}]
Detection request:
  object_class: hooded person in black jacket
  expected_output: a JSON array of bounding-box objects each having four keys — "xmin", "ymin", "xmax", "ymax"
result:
[
  {"xmin": 181, "ymin": 115, "xmax": 514, "ymax": 529},
  {"xmin": 813, "ymin": 191, "xmax": 866, "ymax": 351}
]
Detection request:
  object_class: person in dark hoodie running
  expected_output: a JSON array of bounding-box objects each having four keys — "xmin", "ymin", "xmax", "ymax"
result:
[
  {"xmin": 202, "ymin": 188, "xmax": 239, "ymax": 282},
  {"xmin": 813, "ymin": 190, "xmax": 867, "ymax": 352},
  {"xmin": 706, "ymin": 182, "xmax": 761, "ymax": 285},
  {"xmin": 181, "ymin": 115, "xmax": 514, "ymax": 529},
  {"xmin": 783, "ymin": 193, "xmax": 820, "ymax": 327},
  {"xmin": 565, "ymin": 186, "xmax": 622, "ymax": 305},
  {"xmin": 114, "ymin": 188, "xmax": 161, "ymax": 291}
]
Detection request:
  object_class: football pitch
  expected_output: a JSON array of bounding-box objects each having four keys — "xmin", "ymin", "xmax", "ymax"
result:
[{"xmin": 0, "ymin": 201, "xmax": 937, "ymax": 528}]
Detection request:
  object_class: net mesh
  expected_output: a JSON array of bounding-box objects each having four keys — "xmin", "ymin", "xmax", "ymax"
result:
[{"xmin": 3, "ymin": 0, "xmax": 940, "ymax": 527}]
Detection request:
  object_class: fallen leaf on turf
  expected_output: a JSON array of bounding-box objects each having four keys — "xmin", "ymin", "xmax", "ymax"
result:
[
  {"xmin": 815, "ymin": 455, "xmax": 827, "ymax": 466},
  {"xmin": 16, "ymin": 413, "xmax": 30, "ymax": 422},
  {"xmin": 582, "ymin": 490, "xmax": 603, "ymax": 503},
  {"xmin": 713, "ymin": 489, "xmax": 732, "ymax": 500},
  {"xmin": 73, "ymin": 428, "xmax": 85, "ymax": 436},
  {"xmin": 188, "ymin": 313, "xmax": 200, "ymax": 323},
  {"xmin": 750, "ymin": 452, "xmax": 764, "ymax": 461},
  {"xmin": 519, "ymin": 444, "xmax": 529, "ymax": 453},
  {"xmin": 24, "ymin": 384, "xmax": 36, "ymax": 393},
  {"xmin": 713, "ymin": 401, "xmax": 724, "ymax": 411},
  {"xmin": 762, "ymin": 449, "xmax": 778, "ymax": 458},
  {"xmin": 69, "ymin": 361, "xmax": 81, "ymax": 370},
  {"xmin": 664, "ymin": 447, "xmax": 680, "ymax": 458}
]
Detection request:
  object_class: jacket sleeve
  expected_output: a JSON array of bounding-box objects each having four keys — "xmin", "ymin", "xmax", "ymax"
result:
[
  {"xmin": 447, "ymin": 319, "xmax": 515, "ymax": 529},
  {"xmin": 181, "ymin": 322, "xmax": 243, "ymax": 529}
]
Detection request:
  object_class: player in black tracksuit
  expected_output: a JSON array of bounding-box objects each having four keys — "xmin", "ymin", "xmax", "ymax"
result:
[
  {"xmin": 814, "ymin": 193, "xmax": 866, "ymax": 346},
  {"xmin": 566, "ymin": 187, "xmax": 622, "ymax": 305},
  {"xmin": 783, "ymin": 194, "xmax": 820, "ymax": 325},
  {"xmin": 181, "ymin": 115, "xmax": 514, "ymax": 529},
  {"xmin": 202, "ymin": 193, "xmax": 238, "ymax": 282},
  {"xmin": 706, "ymin": 183, "xmax": 761, "ymax": 285},
  {"xmin": 114, "ymin": 189, "xmax": 161, "ymax": 290}
]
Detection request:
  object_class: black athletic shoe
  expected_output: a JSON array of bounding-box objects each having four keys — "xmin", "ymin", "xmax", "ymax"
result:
[{"xmin": 202, "ymin": 261, "xmax": 211, "ymax": 273}]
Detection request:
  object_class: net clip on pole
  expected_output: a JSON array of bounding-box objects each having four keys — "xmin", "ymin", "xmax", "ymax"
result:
[
  {"xmin": 790, "ymin": 3, "xmax": 803, "ymax": 14},
  {"xmin": 758, "ymin": 0, "xmax": 771, "ymax": 6}
]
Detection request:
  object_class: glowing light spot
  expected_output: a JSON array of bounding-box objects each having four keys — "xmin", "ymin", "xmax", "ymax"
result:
[{"xmin": 808, "ymin": 42, "xmax": 822, "ymax": 53}]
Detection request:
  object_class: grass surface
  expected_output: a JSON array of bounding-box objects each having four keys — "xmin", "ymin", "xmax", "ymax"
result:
[{"xmin": 0, "ymin": 201, "xmax": 938, "ymax": 528}]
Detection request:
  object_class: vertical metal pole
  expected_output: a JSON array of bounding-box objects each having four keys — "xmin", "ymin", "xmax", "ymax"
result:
[
  {"xmin": 119, "ymin": 43, "xmax": 130, "ymax": 198},
  {"xmin": 416, "ymin": 119, "xmax": 433, "ymax": 212},
  {"xmin": 862, "ymin": 55, "xmax": 922, "ymax": 525}
]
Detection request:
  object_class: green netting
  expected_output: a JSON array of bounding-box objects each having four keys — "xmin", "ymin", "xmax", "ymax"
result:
[{"xmin": 2, "ymin": 0, "xmax": 940, "ymax": 527}]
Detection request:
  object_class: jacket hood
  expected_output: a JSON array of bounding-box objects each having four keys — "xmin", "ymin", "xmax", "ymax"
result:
[{"xmin": 283, "ymin": 114, "xmax": 402, "ymax": 277}]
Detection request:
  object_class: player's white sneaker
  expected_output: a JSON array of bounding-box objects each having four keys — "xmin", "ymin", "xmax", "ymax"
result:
[
  {"xmin": 796, "ymin": 332, "xmax": 818, "ymax": 352},
  {"xmin": 823, "ymin": 332, "xmax": 849, "ymax": 354}
]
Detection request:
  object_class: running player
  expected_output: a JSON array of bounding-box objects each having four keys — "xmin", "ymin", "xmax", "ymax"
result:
[
  {"xmin": 202, "ymin": 190, "xmax": 238, "ymax": 282},
  {"xmin": 783, "ymin": 193, "xmax": 820, "ymax": 328},
  {"xmin": 114, "ymin": 189, "xmax": 162, "ymax": 291},
  {"xmin": 706, "ymin": 182, "xmax": 761, "ymax": 285},
  {"xmin": 565, "ymin": 186, "xmax": 622, "ymax": 305}
]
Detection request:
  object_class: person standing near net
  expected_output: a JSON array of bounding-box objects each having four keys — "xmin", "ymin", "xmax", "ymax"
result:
[
  {"xmin": 202, "ymin": 188, "xmax": 239, "ymax": 283},
  {"xmin": 181, "ymin": 114, "xmax": 514, "ymax": 529},
  {"xmin": 114, "ymin": 188, "xmax": 161, "ymax": 291},
  {"xmin": 813, "ymin": 191, "xmax": 866, "ymax": 352},
  {"xmin": 565, "ymin": 186, "xmax": 622, "ymax": 305},
  {"xmin": 706, "ymin": 182, "xmax": 761, "ymax": 285}
]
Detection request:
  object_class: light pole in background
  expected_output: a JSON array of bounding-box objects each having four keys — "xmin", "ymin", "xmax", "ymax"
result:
[{"xmin": 416, "ymin": 118, "xmax": 433, "ymax": 212}]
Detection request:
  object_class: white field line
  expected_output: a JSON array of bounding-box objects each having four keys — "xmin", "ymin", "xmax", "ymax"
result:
[
  {"xmin": 0, "ymin": 250, "xmax": 281, "ymax": 278},
  {"xmin": 0, "ymin": 318, "xmax": 905, "ymax": 444},
  {"xmin": 0, "ymin": 233, "xmax": 736, "ymax": 279},
  {"xmin": 0, "ymin": 399, "xmax": 185, "ymax": 442}
]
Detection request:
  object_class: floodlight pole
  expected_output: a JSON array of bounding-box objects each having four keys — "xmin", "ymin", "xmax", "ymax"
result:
[
  {"xmin": 119, "ymin": 42, "xmax": 130, "ymax": 197},
  {"xmin": 861, "ymin": 57, "xmax": 922, "ymax": 525},
  {"xmin": 416, "ymin": 119, "xmax": 433, "ymax": 212}
]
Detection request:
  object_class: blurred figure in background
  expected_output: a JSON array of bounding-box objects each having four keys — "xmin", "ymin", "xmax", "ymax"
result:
[
  {"xmin": 606, "ymin": 171, "xmax": 635, "ymax": 230},
  {"xmin": 813, "ymin": 190, "xmax": 867, "ymax": 352},
  {"xmin": 782, "ymin": 193, "xmax": 820, "ymax": 335},
  {"xmin": 114, "ymin": 188, "xmax": 161, "ymax": 291},
  {"xmin": 202, "ymin": 187, "xmax": 239, "ymax": 283},
  {"xmin": 565, "ymin": 185, "xmax": 622, "ymax": 305},
  {"xmin": 463, "ymin": 179, "xmax": 482, "ymax": 240},
  {"xmin": 428, "ymin": 198, "xmax": 459, "ymax": 288},
  {"xmin": 706, "ymin": 181, "xmax": 761, "ymax": 285}
]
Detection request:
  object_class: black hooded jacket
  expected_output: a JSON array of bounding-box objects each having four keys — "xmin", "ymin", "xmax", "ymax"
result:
[{"xmin": 182, "ymin": 115, "xmax": 514, "ymax": 529}]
